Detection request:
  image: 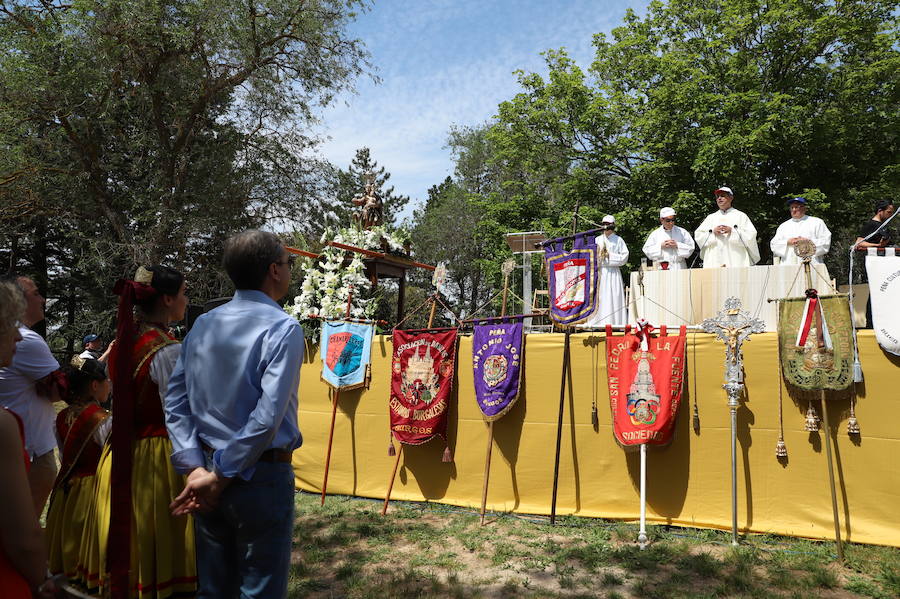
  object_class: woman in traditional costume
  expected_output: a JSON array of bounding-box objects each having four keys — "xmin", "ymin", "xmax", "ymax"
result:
[
  {"xmin": 0, "ymin": 280, "xmax": 55, "ymax": 598},
  {"xmin": 87, "ymin": 265, "xmax": 197, "ymax": 598},
  {"xmin": 45, "ymin": 356, "xmax": 110, "ymax": 587}
]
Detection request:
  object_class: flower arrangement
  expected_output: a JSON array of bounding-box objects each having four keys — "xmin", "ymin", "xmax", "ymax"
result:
[{"xmin": 284, "ymin": 225, "xmax": 410, "ymax": 338}]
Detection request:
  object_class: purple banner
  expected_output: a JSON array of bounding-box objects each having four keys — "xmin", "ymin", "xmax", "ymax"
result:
[
  {"xmin": 544, "ymin": 232, "xmax": 599, "ymax": 325},
  {"xmin": 472, "ymin": 321, "xmax": 524, "ymax": 421}
]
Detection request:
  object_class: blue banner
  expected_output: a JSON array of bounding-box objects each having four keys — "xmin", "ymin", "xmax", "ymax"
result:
[{"xmin": 319, "ymin": 320, "xmax": 374, "ymax": 390}]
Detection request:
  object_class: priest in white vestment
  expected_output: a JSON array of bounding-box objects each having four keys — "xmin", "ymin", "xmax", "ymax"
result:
[
  {"xmin": 585, "ymin": 215, "xmax": 629, "ymax": 326},
  {"xmin": 642, "ymin": 207, "xmax": 696, "ymax": 270},
  {"xmin": 694, "ymin": 186, "xmax": 760, "ymax": 268},
  {"xmin": 770, "ymin": 197, "xmax": 831, "ymax": 265}
]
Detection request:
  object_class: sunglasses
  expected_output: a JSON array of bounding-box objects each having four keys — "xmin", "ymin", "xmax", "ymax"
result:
[{"xmin": 662, "ymin": 217, "xmax": 675, "ymax": 222}]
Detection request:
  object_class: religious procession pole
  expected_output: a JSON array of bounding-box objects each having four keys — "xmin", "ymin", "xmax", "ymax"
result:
[
  {"xmin": 382, "ymin": 263, "xmax": 448, "ymax": 516},
  {"xmin": 701, "ymin": 298, "xmax": 765, "ymax": 545},
  {"xmin": 550, "ymin": 204, "xmax": 579, "ymax": 525},
  {"xmin": 479, "ymin": 259, "xmax": 516, "ymax": 525},
  {"xmin": 799, "ymin": 247, "xmax": 845, "ymax": 561},
  {"xmin": 320, "ymin": 289, "xmax": 354, "ymax": 505}
]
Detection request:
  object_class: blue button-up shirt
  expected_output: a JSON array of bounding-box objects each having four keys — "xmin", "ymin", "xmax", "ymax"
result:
[{"xmin": 165, "ymin": 290, "xmax": 304, "ymax": 480}]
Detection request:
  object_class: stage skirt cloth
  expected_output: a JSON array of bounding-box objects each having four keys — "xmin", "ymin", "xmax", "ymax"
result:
[
  {"xmin": 85, "ymin": 437, "xmax": 197, "ymax": 598},
  {"xmin": 46, "ymin": 474, "xmax": 97, "ymax": 585}
]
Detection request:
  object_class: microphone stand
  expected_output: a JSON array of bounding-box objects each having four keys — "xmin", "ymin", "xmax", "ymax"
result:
[
  {"xmin": 689, "ymin": 229, "xmax": 714, "ymax": 268},
  {"xmin": 731, "ymin": 224, "xmax": 758, "ymax": 265}
]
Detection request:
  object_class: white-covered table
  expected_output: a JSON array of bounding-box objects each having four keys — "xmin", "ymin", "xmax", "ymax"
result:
[{"xmin": 628, "ymin": 264, "xmax": 832, "ymax": 331}]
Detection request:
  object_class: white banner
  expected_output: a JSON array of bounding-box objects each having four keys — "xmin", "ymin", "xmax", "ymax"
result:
[{"xmin": 866, "ymin": 249, "xmax": 900, "ymax": 356}]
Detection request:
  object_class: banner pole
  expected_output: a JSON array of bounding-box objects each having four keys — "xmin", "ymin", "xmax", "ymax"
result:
[
  {"xmin": 730, "ymin": 401, "xmax": 738, "ymax": 545},
  {"xmin": 638, "ymin": 443, "xmax": 648, "ymax": 548},
  {"xmin": 320, "ymin": 292, "xmax": 354, "ymax": 506},
  {"xmin": 820, "ymin": 393, "xmax": 845, "ymax": 561},
  {"xmin": 479, "ymin": 421, "xmax": 494, "ymax": 526},
  {"xmin": 802, "ymin": 256, "xmax": 844, "ymax": 560},
  {"xmin": 320, "ymin": 388, "xmax": 340, "ymax": 506},
  {"xmin": 381, "ymin": 445, "xmax": 403, "ymax": 516},
  {"xmin": 427, "ymin": 294, "xmax": 438, "ymax": 328},
  {"xmin": 550, "ymin": 330, "xmax": 571, "ymax": 525}
]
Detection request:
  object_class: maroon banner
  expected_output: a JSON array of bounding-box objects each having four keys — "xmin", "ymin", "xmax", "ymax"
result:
[
  {"xmin": 606, "ymin": 323, "xmax": 687, "ymax": 447},
  {"xmin": 390, "ymin": 329, "xmax": 458, "ymax": 446}
]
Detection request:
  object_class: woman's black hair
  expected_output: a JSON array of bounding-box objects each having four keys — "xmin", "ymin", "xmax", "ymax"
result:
[
  {"xmin": 62, "ymin": 358, "xmax": 107, "ymax": 405},
  {"xmin": 134, "ymin": 265, "xmax": 185, "ymax": 312}
]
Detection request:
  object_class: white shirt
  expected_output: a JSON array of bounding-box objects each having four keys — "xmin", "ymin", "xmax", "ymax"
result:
[
  {"xmin": 0, "ymin": 326, "xmax": 60, "ymax": 457},
  {"xmin": 642, "ymin": 225, "xmax": 696, "ymax": 269},
  {"xmin": 150, "ymin": 343, "xmax": 181, "ymax": 405},
  {"xmin": 694, "ymin": 207, "xmax": 760, "ymax": 268},
  {"xmin": 770, "ymin": 215, "xmax": 831, "ymax": 265}
]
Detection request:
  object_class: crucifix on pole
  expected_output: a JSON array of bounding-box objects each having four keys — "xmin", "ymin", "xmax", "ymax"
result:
[{"xmin": 701, "ymin": 297, "xmax": 765, "ymax": 545}]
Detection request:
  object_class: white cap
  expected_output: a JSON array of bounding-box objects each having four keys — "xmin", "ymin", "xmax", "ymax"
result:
[
  {"xmin": 602, "ymin": 215, "xmax": 615, "ymax": 224},
  {"xmin": 715, "ymin": 186, "xmax": 733, "ymax": 196},
  {"xmin": 659, "ymin": 207, "xmax": 676, "ymax": 218}
]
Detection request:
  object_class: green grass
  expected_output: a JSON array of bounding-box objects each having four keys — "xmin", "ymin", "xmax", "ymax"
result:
[{"xmin": 288, "ymin": 491, "xmax": 899, "ymax": 598}]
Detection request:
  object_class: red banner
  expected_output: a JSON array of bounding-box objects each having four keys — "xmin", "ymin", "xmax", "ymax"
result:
[
  {"xmin": 606, "ymin": 324, "xmax": 686, "ymax": 447},
  {"xmin": 390, "ymin": 329, "xmax": 458, "ymax": 446}
]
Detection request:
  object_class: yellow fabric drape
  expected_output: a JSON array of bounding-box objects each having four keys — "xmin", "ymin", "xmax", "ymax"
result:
[{"xmin": 294, "ymin": 331, "xmax": 899, "ymax": 547}]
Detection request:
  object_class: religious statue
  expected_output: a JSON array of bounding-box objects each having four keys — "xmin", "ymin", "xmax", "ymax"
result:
[{"xmin": 352, "ymin": 171, "xmax": 384, "ymax": 229}]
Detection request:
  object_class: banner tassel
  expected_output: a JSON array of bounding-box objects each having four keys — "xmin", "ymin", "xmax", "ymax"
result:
[
  {"xmin": 442, "ymin": 444, "xmax": 453, "ymax": 463},
  {"xmin": 775, "ymin": 437, "xmax": 787, "ymax": 458},
  {"xmin": 388, "ymin": 439, "xmax": 396, "ymax": 457},
  {"xmin": 848, "ymin": 396, "xmax": 860, "ymax": 435}
]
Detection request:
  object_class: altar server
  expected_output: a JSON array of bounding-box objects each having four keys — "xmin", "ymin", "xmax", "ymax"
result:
[
  {"xmin": 770, "ymin": 197, "xmax": 831, "ymax": 265},
  {"xmin": 694, "ymin": 186, "xmax": 760, "ymax": 268},
  {"xmin": 586, "ymin": 215, "xmax": 629, "ymax": 326},
  {"xmin": 642, "ymin": 207, "xmax": 695, "ymax": 270}
]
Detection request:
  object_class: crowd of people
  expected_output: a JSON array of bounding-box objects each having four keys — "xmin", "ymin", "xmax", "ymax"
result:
[
  {"xmin": 0, "ymin": 230, "xmax": 305, "ymax": 598},
  {"xmin": 588, "ymin": 186, "xmax": 894, "ymax": 326}
]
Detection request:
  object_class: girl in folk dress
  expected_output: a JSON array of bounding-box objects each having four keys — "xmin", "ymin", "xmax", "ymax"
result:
[
  {"xmin": 87, "ymin": 265, "xmax": 197, "ymax": 598},
  {"xmin": 46, "ymin": 356, "xmax": 110, "ymax": 587}
]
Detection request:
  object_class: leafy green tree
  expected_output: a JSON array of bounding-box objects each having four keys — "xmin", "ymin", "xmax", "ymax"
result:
[
  {"xmin": 0, "ymin": 0, "xmax": 369, "ymax": 353},
  {"xmin": 488, "ymin": 0, "xmax": 900, "ymax": 278}
]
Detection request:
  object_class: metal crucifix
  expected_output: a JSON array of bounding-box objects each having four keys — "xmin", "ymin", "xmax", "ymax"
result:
[{"xmin": 701, "ymin": 297, "xmax": 765, "ymax": 545}]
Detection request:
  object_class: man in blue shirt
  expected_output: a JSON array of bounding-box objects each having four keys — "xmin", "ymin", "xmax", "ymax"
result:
[{"xmin": 165, "ymin": 230, "xmax": 304, "ymax": 598}]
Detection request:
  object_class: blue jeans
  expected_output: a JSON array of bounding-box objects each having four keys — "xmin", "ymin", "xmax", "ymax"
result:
[{"xmin": 193, "ymin": 461, "xmax": 295, "ymax": 598}]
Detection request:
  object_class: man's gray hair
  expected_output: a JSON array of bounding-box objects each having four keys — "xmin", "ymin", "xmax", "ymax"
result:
[{"xmin": 222, "ymin": 230, "xmax": 284, "ymax": 290}]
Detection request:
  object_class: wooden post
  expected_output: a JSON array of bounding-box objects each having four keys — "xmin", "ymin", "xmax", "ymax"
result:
[
  {"xmin": 427, "ymin": 294, "xmax": 438, "ymax": 328},
  {"xmin": 381, "ymin": 445, "xmax": 404, "ymax": 516},
  {"xmin": 820, "ymin": 393, "xmax": 845, "ymax": 561},
  {"xmin": 479, "ymin": 421, "xmax": 494, "ymax": 526}
]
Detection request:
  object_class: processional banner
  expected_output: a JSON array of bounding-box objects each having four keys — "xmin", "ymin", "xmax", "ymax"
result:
[
  {"xmin": 605, "ymin": 324, "xmax": 687, "ymax": 447},
  {"xmin": 390, "ymin": 328, "xmax": 458, "ymax": 446},
  {"xmin": 544, "ymin": 232, "xmax": 599, "ymax": 325},
  {"xmin": 320, "ymin": 320, "xmax": 374, "ymax": 390},
  {"xmin": 472, "ymin": 321, "xmax": 524, "ymax": 421},
  {"xmin": 866, "ymin": 251, "xmax": 900, "ymax": 356},
  {"xmin": 777, "ymin": 294, "xmax": 853, "ymax": 390}
]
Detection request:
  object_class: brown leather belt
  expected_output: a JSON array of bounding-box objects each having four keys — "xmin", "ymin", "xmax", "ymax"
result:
[
  {"xmin": 258, "ymin": 448, "xmax": 293, "ymax": 463},
  {"xmin": 201, "ymin": 443, "xmax": 292, "ymax": 464}
]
